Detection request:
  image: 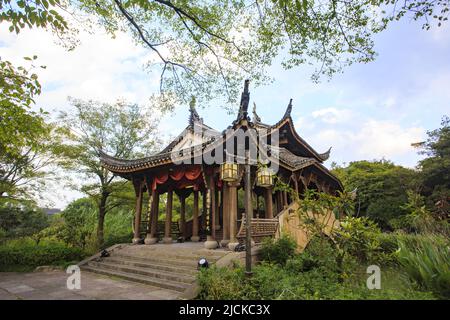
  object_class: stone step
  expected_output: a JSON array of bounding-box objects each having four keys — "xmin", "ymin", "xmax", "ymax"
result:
[
  {"xmin": 81, "ymin": 265, "xmax": 190, "ymax": 293},
  {"xmin": 104, "ymin": 257, "xmax": 198, "ymax": 275},
  {"xmin": 111, "ymin": 253, "xmax": 220, "ymax": 268},
  {"xmin": 88, "ymin": 260, "xmax": 196, "ymax": 284},
  {"xmin": 118, "ymin": 249, "xmax": 228, "ymax": 262}
]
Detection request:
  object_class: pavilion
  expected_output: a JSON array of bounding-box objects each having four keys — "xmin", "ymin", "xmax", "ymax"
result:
[{"xmin": 99, "ymin": 80, "xmax": 343, "ymax": 249}]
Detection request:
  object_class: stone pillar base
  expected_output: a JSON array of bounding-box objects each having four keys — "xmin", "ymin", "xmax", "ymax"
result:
[
  {"xmin": 144, "ymin": 235, "xmax": 158, "ymax": 245},
  {"xmin": 220, "ymin": 239, "xmax": 230, "ymax": 247},
  {"xmin": 191, "ymin": 235, "xmax": 200, "ymax": 242},
  {"xmin": 162, "ymin": 237, "xmax": 172, "ymax": 244},
  {"xmin": 204, "ymin": 236, "xmax": 218, "ymax": 249},
  {"xmin": 132, "ymin": 238, "xmax": 141, "ymax": 245},
  {"xmin": 228, "ymin": 242, "xmax": 239, "ymax": 251}
]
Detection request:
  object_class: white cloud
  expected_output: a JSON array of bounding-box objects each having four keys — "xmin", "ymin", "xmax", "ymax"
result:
[
  {"xmin": 311, "ymin": 107, "xmax": 353, "ymax": 124},
  {"xmin": 310, "ymin": 119, "xmax": 425, "ymax": 167},
  {"xmin": 0, "ymin": 25, "xmax": 160, "ymax": 112}
]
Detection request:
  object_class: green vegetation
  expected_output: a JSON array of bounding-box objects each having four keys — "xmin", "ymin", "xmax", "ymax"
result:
[
  {"xmin": 398, "ymin": 234, "xmax": 450, "ymax": 298},
  {"xmin": 0, "ymin": 239, "xmax": 86, "ymax": 272},
  {"xmin": 198, "ymin": 235, "xmax": 438, "ymax": 300}
]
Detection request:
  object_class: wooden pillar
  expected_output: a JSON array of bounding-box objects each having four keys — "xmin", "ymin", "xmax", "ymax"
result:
[
  {"xmin": 214, "ymin": 187, "xmax": 220, "ymax": 230},
  {"xmin": 163, "ymin": 189, "xmax": 173, "ymax": 244},
  {"xmin": 293, "ymin": 178, "xmax": 299, "ymax": 195},
  {"xmin": 202, "ymin": 189, "xmax": 207, "ymax": 231},
  {"xmin": 132, "ymin": 182, "xmax": 143, "ymax": 244},
  {"xmin": 220, "ymin": 184, "xmax": 230, "ymax": 247},
  {"xmin": 228, "ymin": 182, "xmax": 239, "ymax": 249},
  {"xmin": 256, "ymin": 194, "xmax": 260, "ymax": 218},
  {"xmin": 283, "ymin": 190, "xmax": 288, "ymax": 207},
  {"xmin": 277, "ymin": 191, "xmax": 283, "ymax": 213},
  {"xmin": 192, "ymin": 190, "xmax": 200, "ymax": 242},
  {"xmin": 180, "ymin": 194, "xmax": 186, "ymax": 239},
  {"xmin": 145, "ymin": 188, "xmax": 158, "ymax": 244},
  {"xmin": 210, "ymin": 179, "xmax": 216, "ymax": 239},
  {"xmin": 265, "ymin": 187, "xmax": 273, "ymax": 219}
]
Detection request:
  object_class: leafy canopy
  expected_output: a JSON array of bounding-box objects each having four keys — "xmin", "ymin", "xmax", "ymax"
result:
[
  {"xmin": 0, "ymin": 58, "xmax": 64, "ymax": 200},
  {"xmin": 2, "ymin": 0, "xmax": 449, "ymax": 109}
]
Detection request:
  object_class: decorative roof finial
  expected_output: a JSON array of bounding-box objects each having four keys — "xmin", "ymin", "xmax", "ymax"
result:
[
  {"xmin": 252, "ymin": 102, "xmax": 261, "ymax": 123},
  {"xmin": 237, "ymin": 79, "xmax": 250, "ymax": 121},
  {"xmin": 283, "ymin": 98, "xmax": 293, "ymax": 119},
  {"xmin": 189, "ymin": 96, "xmax": 201, "ymax": 127}
]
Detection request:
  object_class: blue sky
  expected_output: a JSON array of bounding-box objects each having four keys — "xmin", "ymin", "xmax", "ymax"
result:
[{"xmin": 1, "ymin": 16, "xmax": 449, "ymax": 207}]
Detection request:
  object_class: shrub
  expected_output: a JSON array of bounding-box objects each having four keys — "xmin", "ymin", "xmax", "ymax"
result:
[
  {"xmin": 335, "ymin": 216, "xmax": 394, "ymax": 265},
  {"xmin": 197, "ymin": 265, "xmax": 256, "ymax": 300},
  {"xmin": 198, "ymin": 262, "xmax": 436, "ymax": 300},
  {"xmin": 286, "ymin": 235, "xmax": 340, "ymax": 274},
  {"xmin": 0, "ymin": 243, "xmax": 86, "ymax": 271},
  {"xmin": 259, "ymin": 235, "xmax": 296, "ymax": 266},
  {"xmin": 397, "ymin": 234, "xmax": 450, "ymax": 298}
]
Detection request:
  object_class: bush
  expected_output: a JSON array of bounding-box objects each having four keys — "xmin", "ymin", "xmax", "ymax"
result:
[
  {"xmin": 197, "ymin": 262, "xmax": 436, "ymax": 300},
  {"xmin": 0, "ymin": 243, "xmax": 87, "ymax": 271},
  {"xmin": 286, "ymin": 236, "xmax": 339, "ymax": 273},
  {"xmin": 197, "ymin": 265, "xmax": 256, "ymax": 300},
  {"xmin": 397, "ymin": 234, "xmax": 450, "ymax": 298},
  {"xmin": 335, "ymin": 216, "xmax": 395, "ymax": 265},
  {"xmin": 259, "ymin": 235, "xmax": 297, "ymax": 266}
]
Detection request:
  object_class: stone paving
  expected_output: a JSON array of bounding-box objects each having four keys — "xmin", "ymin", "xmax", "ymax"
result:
[{"xmin": 0, "ymin": 270, "xmax": 180, "ymax": 300}]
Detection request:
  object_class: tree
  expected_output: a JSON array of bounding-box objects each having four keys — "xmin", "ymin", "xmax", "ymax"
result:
[
  {"xmin": 58, "ymin": 197, "xmax": 96, "ymax": 249},
  {"xmin": 0, "ymin": 202, "xmax": 50, "ymax": 240},
  {"xmin": 58, "ymin": 99, "xmax": 159, "ymax": 246},
  {"xmin": 2, "ymin": 0, "xmax": 449, "ymax": 109},
  {"xmin": 0, "ymin": 58, "xmax": 64, "ymax": 200},
  {"xmin": 331, "ymin": 160, "xmax": 418, "ymax": 228},
  {"xmin": 414, "ymin": 116, "xmax": 450, "ymax": 210}
]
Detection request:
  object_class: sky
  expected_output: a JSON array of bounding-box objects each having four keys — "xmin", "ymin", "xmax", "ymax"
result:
[{"xmin": 1, "ymin": 15, "xmax": 449, "ymax": 208}]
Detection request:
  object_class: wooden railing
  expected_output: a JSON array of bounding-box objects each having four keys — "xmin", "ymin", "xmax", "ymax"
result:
[{"xmin": 236, "ymin": 216, "xmax": 279, "ymax": 243}]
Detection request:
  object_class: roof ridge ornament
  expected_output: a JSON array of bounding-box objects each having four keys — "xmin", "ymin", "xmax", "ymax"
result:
[
  {"xmin": 252, "ymin": 102, "xmax": 261, "ymax": 123},
  {"xmin": 283, "ymin": 98, "xmax": 293, "ymax": 119},
  {"xmin": 235, "ymin": 79, "xmax": 251, "ymax": 123},
  {"xmin": 189, "ymin": 96, "xmax": 202, "ymax": 127}
]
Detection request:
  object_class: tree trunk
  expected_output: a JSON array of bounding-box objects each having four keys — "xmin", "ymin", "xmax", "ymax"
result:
[{"xmin": 97, "ymin": 190, "xmax": 109, "ymax": 248}]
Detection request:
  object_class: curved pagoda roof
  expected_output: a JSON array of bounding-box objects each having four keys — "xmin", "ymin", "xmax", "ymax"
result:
[{"xmin": 100, "ymin": 80, "xmax": 338, "ymax": 186}]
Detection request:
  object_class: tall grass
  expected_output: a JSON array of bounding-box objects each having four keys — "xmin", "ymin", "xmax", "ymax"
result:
[{"xmin": 398, "ymin": 234, "xmax": 450, "ymax": 298}]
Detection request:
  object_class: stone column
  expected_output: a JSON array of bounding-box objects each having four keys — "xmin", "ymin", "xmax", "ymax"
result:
[
  {"xmin": 132, "ymin": 182, "xmax": 143, "ymax": 244},
  {"xmin": 228, "ymin": 182, "xmax": 239, "ymax": 251},
  {"xmin": 265, "ymin": 187, "xmax": 273, "ymax": 219},
  {"xmin": 163, "ymin": 189, "xmax": 173, "ymax": 244},
  {"xmin": 179, "ymin": 194, "xmax": 186, "ymax": 239},
  {"xmin": 145, "ymin": 188, "xmax": 158, "ymax": 244},
  {"xmin": 220, "ymin": 184, "xmax": 230, "ymax": 247},
  {"xmin": 191, "ymin": 190, "xmax": 200, "ymax": 242}
]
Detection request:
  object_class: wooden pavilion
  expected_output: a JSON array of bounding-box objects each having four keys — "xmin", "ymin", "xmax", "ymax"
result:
[{"xmin": 99, "ymin": 80, "xmax": 343, "ymax": 249}]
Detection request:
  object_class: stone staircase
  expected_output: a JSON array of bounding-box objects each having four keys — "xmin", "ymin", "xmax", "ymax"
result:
[{"xmin": 80, "ymin": 243, "xmax": 229, "ymax": 296}]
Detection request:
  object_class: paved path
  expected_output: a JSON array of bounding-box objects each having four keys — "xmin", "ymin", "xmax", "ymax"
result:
[{"xmin": 0, "ymin": 270, "xmax": 180, "ymax": 300}]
